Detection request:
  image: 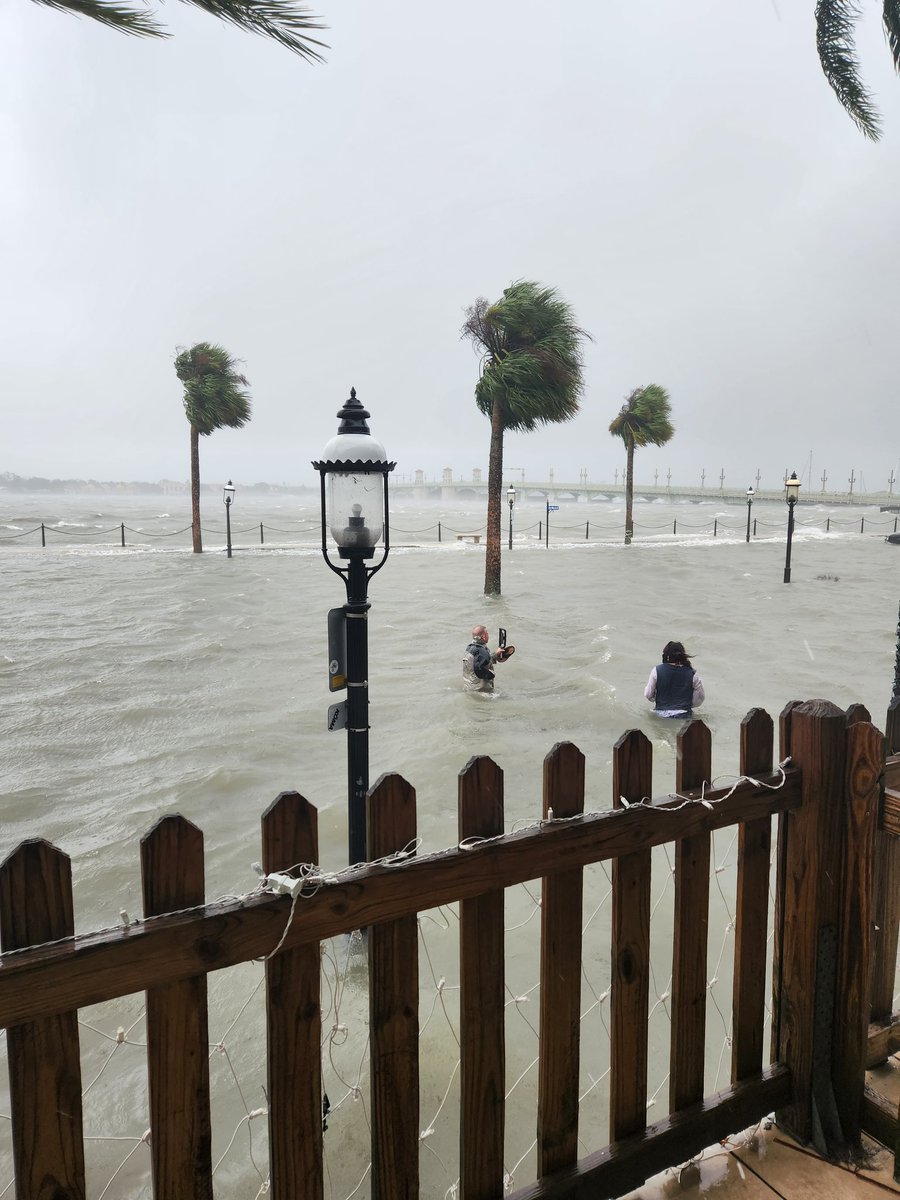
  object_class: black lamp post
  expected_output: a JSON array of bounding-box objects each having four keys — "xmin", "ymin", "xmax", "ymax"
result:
[
  {"xmin": 783, "ymin": 471, "xmax": 800, "ymax": 583},
  {"xmin": 507, "ymin": 484, "xmax": 516, "ymax": 550},
  {"xmin": 745, "ymin": 486, "xmax": 754, "ymax": 543},
  {"xmin": 313, "ymin": 388, "xmax": 395, "ymax": 867},
  {"xmin": 223, "ymin": 480, "xmax": 235, "ymax": 558}
]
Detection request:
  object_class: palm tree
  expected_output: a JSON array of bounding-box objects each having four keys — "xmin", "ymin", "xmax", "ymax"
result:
[
  {"xmin": 816, "ymin": 0, "xmax": 900, "ymax": 139},
  {"xmin": 29, "ymin": 0, "xmax": 328, "ymax": 59},
  {"xmin": 175, "ymin": 342, "xmax": 252, "ymax": 554},
  {"xmin": 461, "ymin": 280, "xmax": 590, "ymax": 596},
  {"xmin": 608, "ymin": 385, "xmax": 674, "ymax": 545}
]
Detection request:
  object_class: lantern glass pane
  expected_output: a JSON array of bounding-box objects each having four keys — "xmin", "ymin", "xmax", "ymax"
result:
[{"xmin": 328, "ymin": 471, "xmax": 384, "ymax": 549}]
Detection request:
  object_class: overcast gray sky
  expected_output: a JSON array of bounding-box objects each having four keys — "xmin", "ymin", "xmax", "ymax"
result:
[{"xmin": 2, "ymin": 0, "xmax": 899, "ymax": 492}]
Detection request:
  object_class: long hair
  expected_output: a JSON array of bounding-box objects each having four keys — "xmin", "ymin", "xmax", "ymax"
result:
[{"xmin": 662, "ymin": 641, "xmax": 692, "ymax": 667}]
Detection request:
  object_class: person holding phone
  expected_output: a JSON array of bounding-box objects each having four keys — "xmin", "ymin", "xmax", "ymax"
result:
[{"xmin": 462, "ymin": 624, "xmax": 515, "ymax": 692}]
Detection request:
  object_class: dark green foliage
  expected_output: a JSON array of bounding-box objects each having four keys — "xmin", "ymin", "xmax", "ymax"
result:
[
  {"xmin": 608, "ymin": 384, "xmax": 674, "ymax": 452},
  {"xmin": 815, "ymin": 0, "xmax": 900, "ymax": 139},
  {"xmin": 175, "ymin": 342, "xmax": 252, "ymax": 437},
  {"xmin": 29, "ymin": 0, "xmax": 328, "ymax": 59},
  {"xmin": 463, "ymin": 281, "xmax": 589, "ymax": 433}
]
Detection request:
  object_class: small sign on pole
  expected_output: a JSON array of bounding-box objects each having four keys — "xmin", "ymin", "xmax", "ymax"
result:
[
  {"xmin": 328, "ymin": 607, "xmax": 347, "ymax": 691},
  {"xmin": 327, "ymin": 701, "xmax": 348, "ymax": 731},
  {"xmin": 548, "ymin": 505, "xmax": 559, "ymax": 512}
]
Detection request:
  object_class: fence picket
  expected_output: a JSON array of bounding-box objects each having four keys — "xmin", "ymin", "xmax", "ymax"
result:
[
  {"xmin": 261, "ymin": 792, "xmax": 322, "ymax": 1200},
  {"xmin": 141, "ymin": 815, "xmax": 212, "ymax": 1200},
  {"xmin": 458, "ymin": 755, "xmax": 506, "ymax": 1197},
  {"xmin": 367, "ymin": 773, "xmax": 419, "ymax": 1199},
  {"xmin": 610, "ymin": 730, "xmax": 653, "ymax": 1141},
  {"xmin": 833, "ymin": 720, "xmax": 882, "ymax": 1143},
  {"xmin": 670, "ymin": 720, "xmax": 712, "ymax": 1112},
  {"xmin": 538, "ymin": 743, "xmax": 585, "ymax": 1176},
  {"xmin": 732, "ymin": 708, "xmax": 774, "ymax": 1083},
  {"xmin": 0, "ymin": 839, "xmax": 85, "ymax": 1200}
]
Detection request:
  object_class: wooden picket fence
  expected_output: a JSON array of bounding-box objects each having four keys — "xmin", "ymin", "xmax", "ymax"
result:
[{"xmin": 0, "ymin": 698, "xmax": 890, "ymax": 1199}]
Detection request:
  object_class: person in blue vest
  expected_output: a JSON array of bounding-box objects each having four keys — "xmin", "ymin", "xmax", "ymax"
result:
[{"xmin": 644, "ymin": 640, "xmax": 705, "ymax": 718}]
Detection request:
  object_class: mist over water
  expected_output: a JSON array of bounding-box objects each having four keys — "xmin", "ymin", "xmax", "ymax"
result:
[{"xmin": 1, "ymin": 490, "xmax": 897, "ymax": 1195}]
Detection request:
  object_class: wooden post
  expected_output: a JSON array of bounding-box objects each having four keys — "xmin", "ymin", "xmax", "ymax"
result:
[
  {"xmin": 0, "ymin": 839, "xmax": 85, "ymax": 1200},
  {"xmin": 670, "ymin": 720, "xmax": 712, "ymax": 1112},
  {"xmin": 610, "ymin": 729, "xmax": 652, "ymax": 1141},
  {"xmin": 141, "ymin": 816, "xmax": 213, "ymax": 1200},
  {"xmin": 773, "ymin": 699, "xmax": 848, "ymax": 1152},
  {"xmin": 538, "ymin": 743, "xmax": 585, "ymax": 1175},
  {"xmin": 732, "ymin": 709, "xmax": 774, "ymax": 1083},
  {"xmin": 262, "ymin": 792, "xmax": 322, "ymax": 1200},
  {"xmin": 873, "ymin": 608, "xmax": 900, "ymax": 1023},
  {"xmin": 459, "ymin": 756, "xmax": 506, "ymax": 1197},
  {"xmin": 833, "ymin": 720, "xmax": 882, "ymax": 1144},
  {"xmin": 367, "ymin": 773, "xmax": 419, "ymax": 1200}
]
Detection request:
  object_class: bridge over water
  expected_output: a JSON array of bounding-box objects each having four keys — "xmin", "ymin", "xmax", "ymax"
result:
[{"xmin": 391, "ymin": 478, "xmax": 892, "ymax": 507}]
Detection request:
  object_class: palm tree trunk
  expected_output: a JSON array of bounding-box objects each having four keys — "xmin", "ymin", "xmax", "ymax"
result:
[
  {"xmin": 483, "ymin": 400, "xmax": 504, "ymax": 595},
  {"xmin": 624, "ymin": 439, "xmax": 634, "ymax": 545},
  {"xmin": 190, "ymin": 424, "xmax": 203, "ymax": 554}
]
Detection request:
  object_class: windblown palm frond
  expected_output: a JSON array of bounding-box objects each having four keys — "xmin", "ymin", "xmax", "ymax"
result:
[
  {"xmin": 30, "ymin": 0, "xmax": 328, "ymax": 59},
  {"xmin": 609, "ymin": 384, "xmax": 674, "ymax": 450},
  {"xmin": 176, "ymin": 342, "xmax": 252, "ymax": 435},
  {"xmin": 815, "ymin": 0, "xmax": 882, "ymax": 139},
  {"xmin": 885, "ymin": 0, "xmax": 900, "ymax": 72},
  {"xmin": 463, "ymin": 280, "xmax": 590, "ymax": 433},
  {"xmin": 461, "ymin": 279, "xmax": 590, "ymax": 594}
]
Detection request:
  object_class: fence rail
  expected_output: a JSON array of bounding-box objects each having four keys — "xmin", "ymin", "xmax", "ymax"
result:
[
  {"xmin": 0, "ymin": 699, "xmax": 890, "ymax": 1198},
  {"xmin": 2, "ymin": 511, "xmax": 900, "ymax": 551}
]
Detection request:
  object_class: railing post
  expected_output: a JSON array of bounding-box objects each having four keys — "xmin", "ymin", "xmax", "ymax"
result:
[
  {"xmin": 672, "ymin": 519, "xmax": 676, "ymax": 535},
  {"xmin": 260, "ymin": 522, "xmax": 265, "ymax": 545},
  {"xmin": 832, "ymin": 717, "xmax": 881, "ymax": 1144},
  {"xmin": 437, "ymin": 521, "xmax": 441, "ymax": 543},
  {"xmin": 141, "ymin": 816, "xmax": 213, "ymax": 1199},
  {"xmin": 367, "ymin": 773, "xmax": 419, "ymax": 1200},
  {"xmin": 121, "ymin": 522, "xmax": 125, "ymax": 547},
  {"xmin": 262, "ymin": 792, "xmax": 322, "ymax": 1199},
  {"xmin": 827, "ymin": 517, "xmax": 831, "ymax": 532},
  {"xmin": 585, "ymin": 521, "xmax": 589, "ymax": 540},
  {"xmin": 0, "ymin": 839, "xmax": 85, "ymax": 1199},
  {"xmin": 41, "ymin": 522, "xmax": 45, "ymax": 547},
  {"xmin": 459, "ymin": 756, "xmax": 505, "ymax": 1195},
  {"xmin": 713, "ymin": 518, "xmax": 717, "ymax": 537},
  {"xmin": 773, "ymin": 699, "xmax": 850, "ymax": 1154},
  {"xmin": 610, "ymin": 729, "xmax": 653, "ymax": 1141}
]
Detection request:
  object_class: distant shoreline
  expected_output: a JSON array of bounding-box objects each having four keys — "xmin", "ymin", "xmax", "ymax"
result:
[{"xmin": 0, "ymin": 472, "xmax": 314, "ymax": 496}]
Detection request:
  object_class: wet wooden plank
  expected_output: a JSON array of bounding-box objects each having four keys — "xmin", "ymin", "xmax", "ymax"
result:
[
  {"xmin": 262, "ymin": 792, "xmax": 322, "ymax": 1200},
  {"xmin": 670, "ymin": 720, "xmax": 712, "ymax": 1112},
  {"xmin": 368, "ymin": 773, "xmax": 419, "ymax": 1200},
  {"xmin": 732, "ymin": 709, "xmax": 773, "ymax": 1083},
  {"xmin": 610, "ymin": 729, "xmax": 652, "ymax": 1141},
  {"xmin": 142, "ymin": 815, "xmax": 212, "ymax": 1200},
  {"xmin": 459, "ymin": 755, "xmax": 506, "ymax": 1197},
  {"xmin": 0, "ymin": 839, "xmax": 85, "ymax": 1200},
  {"xmin": 538, "ymin": 742, "xmax": 585, "ymax": 1176}
]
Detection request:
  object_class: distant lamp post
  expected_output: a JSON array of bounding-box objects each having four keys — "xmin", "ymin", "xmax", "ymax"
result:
[
  {"xmin": 745, "ymin": 486, "xmax": 754, "ymax": 543},
  {"xmin": 223, "ymin": 480, "xmax": 235, "ymax": 558},
  {"xmin": 507, "ymin": 484, "xmax": 516, "ymax": 550},
  {"xmin": 783, "ymin": 472, "xmax": 801, "ymax": 583},
  {"xmin": 313, "ymin": 388, "xmax": 395, "ymax": 866}
]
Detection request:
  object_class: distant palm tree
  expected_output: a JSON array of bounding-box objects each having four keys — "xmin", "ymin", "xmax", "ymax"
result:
[
  {"xmin": 462, "ymin": 281, "xmax": 590, "ymax": 596},
  {"xmin": 609, "ymin": 385, "xmax": 674, "ymax": 545},
  {"xmin": 175, "ymin": 342, "xmax": 252, "ymax": 554},
  {"xmin": 29, "ymin": 0, "xmax": 328, "ymax": 59}
]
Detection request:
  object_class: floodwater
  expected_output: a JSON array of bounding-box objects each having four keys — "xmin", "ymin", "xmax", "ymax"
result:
[{"xmin": 1, "ymin": 489, "xmax": 897, "ymax": 1197}]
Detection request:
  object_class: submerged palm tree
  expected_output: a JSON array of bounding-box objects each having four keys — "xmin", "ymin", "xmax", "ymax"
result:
[
  {"xmin": 462, "ymin": 280, "xmax": 590, "ymax": 596},
  {"xmin": 609, "ymin": 385, "xmax": 674, "ymax": 545},
  {"xmin": 29, "ymin": 0, "xmax": 328, "ymax": 59},
  {"xmin": 816, "ymin": 0, "xmax": 900, "ymax": 138},
  {"xmin": 175, "ymin": 342, "xmax": 252, "ymax": 554}
]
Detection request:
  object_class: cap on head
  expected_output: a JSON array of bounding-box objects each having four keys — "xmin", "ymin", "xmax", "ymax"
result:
[{"xmin": 471, "ymin": 625, "xmax": 489, "ymax": 643}]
